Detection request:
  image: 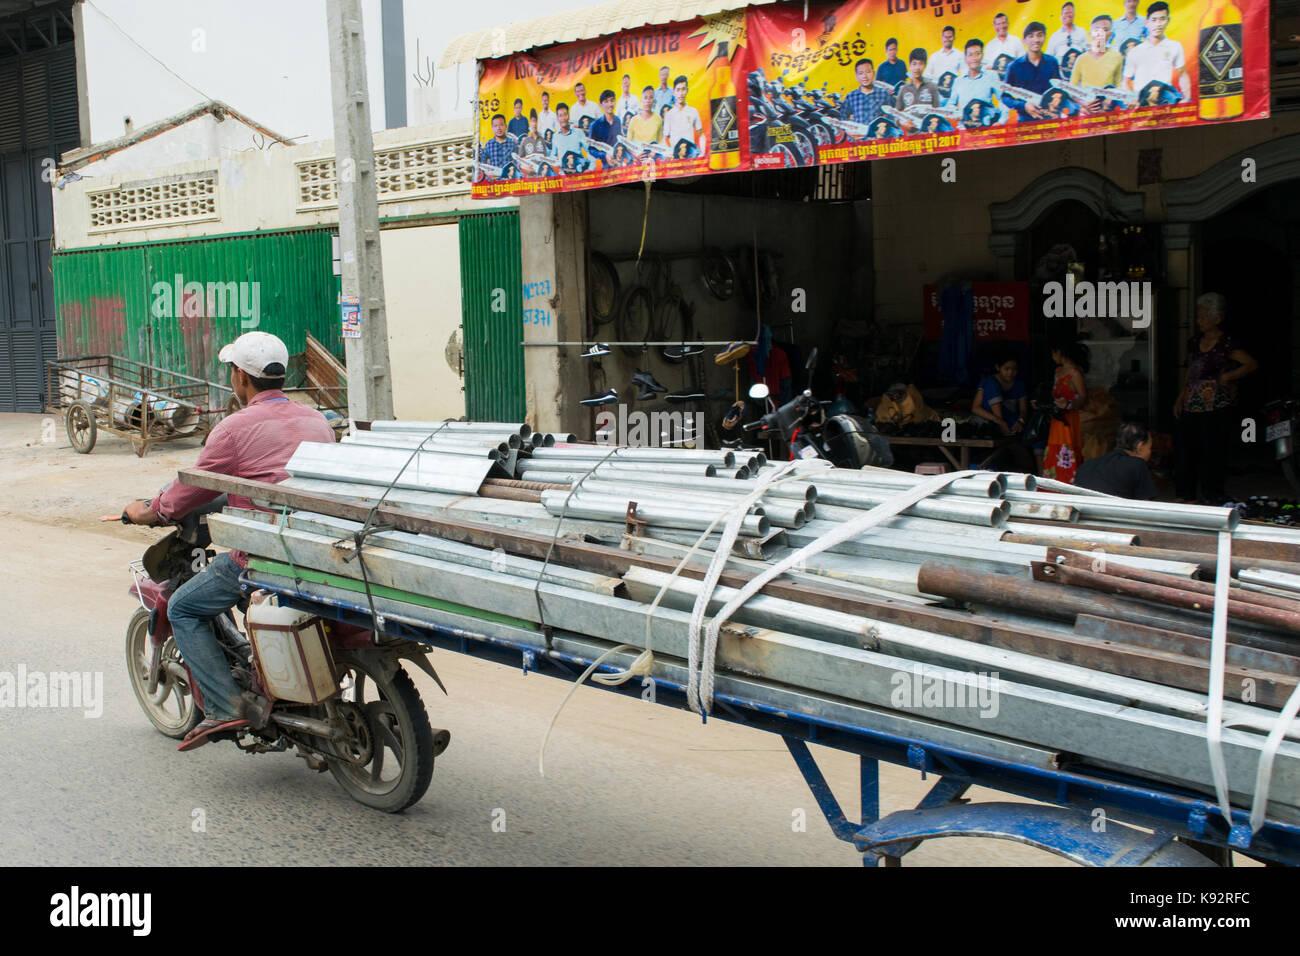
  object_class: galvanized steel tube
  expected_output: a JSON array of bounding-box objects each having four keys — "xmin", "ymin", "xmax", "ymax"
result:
[
  {"xmin": 593, "ymin": 468, "xmax": 816, "ymax": 502},
  {"xmin": 517, "ymin": 459, "xmax": 720, "ymax": 478},
  {"xmin": 813, "ymin": 496, "xmax": 1010, "ymax": 528},
  {"xmin": 539, "ymin": 490, "xmax": 770, "ymax": 537},
  {"xmin": 810, "ymin": 468, "xmax": 1005, "ymax": 499},
  {"xmin": 1003, "ymin": 490, "xmax": 1240, "ymax": 531},
  {"xmin": 371, "ymin": 420, "xmax": 532, "ymax": 439},
  {"xmin": 531, "ymin": 446, "xmax": 737, "ymax": 468}
]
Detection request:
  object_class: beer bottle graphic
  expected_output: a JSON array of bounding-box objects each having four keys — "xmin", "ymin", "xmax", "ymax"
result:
[
  {"xmin": 1198, "ymin": 0, "xmax": 1244, "ymax": 120},
  {"xmin": 709, "ymin": 41, "xmax": 740, "ymax": 170}
]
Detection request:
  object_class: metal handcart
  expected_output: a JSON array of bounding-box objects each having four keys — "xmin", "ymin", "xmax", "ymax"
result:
[{"xmin": 46, "ymin": 355, "xmax": 235, "ymax": 457}]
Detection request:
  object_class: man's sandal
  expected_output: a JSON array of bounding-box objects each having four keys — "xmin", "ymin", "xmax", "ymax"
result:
[{"xmin": 177, "ymin": 716, "xmax": 250, "ymax": 752}]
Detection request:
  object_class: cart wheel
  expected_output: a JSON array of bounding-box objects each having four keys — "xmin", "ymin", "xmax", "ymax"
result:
[{"xmin": 66, "ymin": 401, "xmax": 97, "ymax": 454}]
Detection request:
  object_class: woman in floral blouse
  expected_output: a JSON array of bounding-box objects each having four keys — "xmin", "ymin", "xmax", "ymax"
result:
[
  {"xmin": 1043, "ymin": 338, "xmax": 1090, "ymax": 484},
  {"xmin": 1173, "ymin": 292, "xmax": 1258, "ymax": 504}
]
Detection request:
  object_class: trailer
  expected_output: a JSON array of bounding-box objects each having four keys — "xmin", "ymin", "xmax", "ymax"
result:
[
  {"xmin": 46, "ymin": 355, "xmax": 234, "ymax": 457},
  {"xmin": 240, "ymin": 569, "xmax": 1300, "ymax": 867}
]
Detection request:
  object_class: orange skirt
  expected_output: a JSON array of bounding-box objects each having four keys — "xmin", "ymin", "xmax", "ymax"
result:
[{"xmin": 1043, "ymin": 411, "xmax": 1082, "ymax": 484}]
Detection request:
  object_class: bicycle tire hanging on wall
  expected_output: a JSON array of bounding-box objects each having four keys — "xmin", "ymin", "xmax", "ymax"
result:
[
  {"xmin": 616, "ymin": 286, "xmax": 654, "ymax": 356},
  {"xmin": 587, "ymin": 252, "xmax": 620, "ymax": 325},
  {"xmin": 701, "ymin": 250, "xmax": 736, "ymax": 301}
]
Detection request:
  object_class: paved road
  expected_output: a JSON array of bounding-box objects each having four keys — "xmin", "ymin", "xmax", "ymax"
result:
[{"xmin": 0, "ymin": 413, "xmax": 1071, "ymax": 866}]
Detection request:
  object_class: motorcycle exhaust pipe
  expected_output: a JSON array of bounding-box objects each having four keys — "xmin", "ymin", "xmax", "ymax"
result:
[{"xmin": 270, "ymin": 713, "xmax": 347, "ymax": 740}]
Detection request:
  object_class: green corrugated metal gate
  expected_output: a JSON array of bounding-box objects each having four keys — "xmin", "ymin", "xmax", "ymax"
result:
[
  {"xmin": 459, "ymin": 211, "xmax": 525, "ymax": 422},
  {"xmin": 53, "ymin": 217, "xmax": 525, "ymax": 420},
  {"xmin": 52, "ymin": 229, "xmax": 341, "ymax": 384}
]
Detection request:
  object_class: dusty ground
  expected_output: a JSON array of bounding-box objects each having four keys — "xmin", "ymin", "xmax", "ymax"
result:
[{"xmin": 0, "ymin": 411, "xmax": 1091, "ymax": 865}]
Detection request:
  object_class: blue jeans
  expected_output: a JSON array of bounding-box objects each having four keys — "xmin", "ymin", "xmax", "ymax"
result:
[{"xmin": 167, "ymin": 553, "xmax": 245, "ymax": 721}]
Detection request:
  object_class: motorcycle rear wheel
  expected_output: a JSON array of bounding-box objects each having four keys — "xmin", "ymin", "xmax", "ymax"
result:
[
  {"xmin": 125, "ymin": 608, "xmax": 203, "ymax": 739},
  {"xmin": 323, "ymin": 651, "xmax": 436, "ymax": 813}
]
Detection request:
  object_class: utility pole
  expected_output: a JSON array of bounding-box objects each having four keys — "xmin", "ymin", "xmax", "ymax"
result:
[{"xmin": 327, "ymin": 0, "xmax": 394, "ymax": 422}]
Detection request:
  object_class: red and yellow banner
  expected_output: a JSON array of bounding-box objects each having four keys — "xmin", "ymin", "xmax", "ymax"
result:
[
  {"xmin": 474, "ymin": 0, "xmax": 1269, "ymax": 196},
  {"xmin": 472, "ymin": 12, "xmax": 748, "ymax": 198},
  {"xmin": 739, "ymin": 0, "xmax": 1268, "ymax": 168}
]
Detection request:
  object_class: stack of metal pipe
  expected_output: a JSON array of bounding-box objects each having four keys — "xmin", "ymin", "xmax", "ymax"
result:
[{"xmin": 201, "ymin": 421, "xmax": 1300, "ymax": 820}]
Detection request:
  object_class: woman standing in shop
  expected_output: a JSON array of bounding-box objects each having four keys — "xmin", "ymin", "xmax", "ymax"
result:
[
  {"xmin": 1042, "ymin": 338, "xmax": 1089, "ymax": 484},
  {"xmin": 1173, "ymin": 292, "xmax": 1258, "ymax": 504}
]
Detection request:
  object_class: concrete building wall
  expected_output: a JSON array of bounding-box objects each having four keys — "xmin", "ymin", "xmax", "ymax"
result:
[
  {"xmin": 520, "ymin": 192, "xmax": 587, "ymax": 436},
  {"xmin": 66, "ymin": 114, "xmax": 267, "ymax": 181},
  {"xmin": 53, "ymin": 119, "xmax": 514, "ymax": 249}
]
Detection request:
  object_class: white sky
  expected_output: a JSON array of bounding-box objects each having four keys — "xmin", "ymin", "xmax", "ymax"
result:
[{"xmin": 81, "ymin": 0, "xmax": 593, "ymax": 145}]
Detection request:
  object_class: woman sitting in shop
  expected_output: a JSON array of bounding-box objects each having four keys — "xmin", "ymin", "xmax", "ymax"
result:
[
  {"xmin": 1043, "ymin": 337, "xmax": 1090, "ymax": 484},
  {"xmin": 1173, "ymin": 292, "xmax": 1258, "ymax": 504},
  {"xmin": 970, "ymin": 350, "xmax": 1038, "ymax": 474},
  {"xmin": 971, "ymin": 350, "xmax": 1028, "ymax": 436}
]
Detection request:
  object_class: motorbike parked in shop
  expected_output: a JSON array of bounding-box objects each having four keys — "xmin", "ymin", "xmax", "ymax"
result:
[
  {"xmin": 122, "ymin": 496, "xmax": 448, "ymax": 811},
  {"xmin": 725, "ymin": 349, "xmax": 894, "ymax": 468},
  {"xmin": 1264, "ymin": 397, "xmax": 1300, "ymax": 495}
]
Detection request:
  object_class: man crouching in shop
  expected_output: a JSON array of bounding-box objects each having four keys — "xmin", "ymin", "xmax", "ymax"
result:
[{"xmin": 120, "ymin": 332, "xmax": 336, "ymax": 752}]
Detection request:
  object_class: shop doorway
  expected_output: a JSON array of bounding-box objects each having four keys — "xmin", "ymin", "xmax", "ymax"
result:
[{"xmin": 1200, "ymin": 179, "xmax": 1300, "ymax": 481}]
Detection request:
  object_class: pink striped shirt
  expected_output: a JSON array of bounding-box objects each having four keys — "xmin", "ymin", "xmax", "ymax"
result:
[{"xmin": 151, "ymin": 390, "xmax": 336, "ymax": 568}]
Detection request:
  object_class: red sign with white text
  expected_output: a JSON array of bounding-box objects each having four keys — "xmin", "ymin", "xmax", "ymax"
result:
[{"xmin": 923, "ymin": 283, "xmax": 1031, "ymax": 340}]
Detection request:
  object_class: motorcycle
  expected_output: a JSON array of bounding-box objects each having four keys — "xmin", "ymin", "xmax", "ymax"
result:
[
  {"xmin": 1263, "ymin": 397, "xmax": 1300, "ymax": 495},
  {"xmin": 729, "ymin": 349, "xmax": 894, "ymax": 468},
  {"xmin": 123, "ymin": 496, "xmax": 448, "ymax": 812}
]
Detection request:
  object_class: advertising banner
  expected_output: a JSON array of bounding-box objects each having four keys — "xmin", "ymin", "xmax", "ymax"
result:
[
  {"xmin": 739, "ymin": 0, "xmax": 1268, "ymax": 168},
  {"xmin": 471, "ymin": 11, "xmax": 748, "ymax": 198},
  {"xmin": 473, "ymin": 0, "xmax": 1269, "ymax": 195}
]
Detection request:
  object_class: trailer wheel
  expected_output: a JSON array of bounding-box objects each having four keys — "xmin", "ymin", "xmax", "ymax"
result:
[{"xmin": 66, "ymin": 401, "xmax": 97, "ymax": 454}]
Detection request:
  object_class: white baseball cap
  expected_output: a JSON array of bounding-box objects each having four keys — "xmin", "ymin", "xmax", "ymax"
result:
[{"xmin": 219, "ymin": 331, "xmax": 289, "ymax": 378}]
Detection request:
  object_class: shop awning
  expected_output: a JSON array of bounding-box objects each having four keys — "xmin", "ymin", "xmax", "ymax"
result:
[{"xmin": 438, "ymin": 0, "xmax": 776, "ymax": 68}]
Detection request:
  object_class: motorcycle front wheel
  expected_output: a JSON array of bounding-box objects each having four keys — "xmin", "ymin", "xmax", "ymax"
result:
[
  {"xmin": 323, "ymin": 651, "xmax": 437, "ymax": 813},
  {"xmin": 125, "ymin": 608, "xmax": 203, "ymax": 739}
]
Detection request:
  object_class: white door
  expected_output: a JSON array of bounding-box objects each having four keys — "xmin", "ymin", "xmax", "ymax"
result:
[{"xmin": 381, "ymin": 223, "xmax": 466, "ymax": 420}]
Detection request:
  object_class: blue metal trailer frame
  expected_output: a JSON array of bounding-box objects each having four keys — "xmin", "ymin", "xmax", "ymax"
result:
[{"xmin": 245, "ymin": 574, "xmax": 1300, "ymax": 867}]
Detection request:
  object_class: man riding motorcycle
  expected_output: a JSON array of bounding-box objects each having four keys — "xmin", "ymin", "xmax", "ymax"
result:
[{"xmin": 122, "ymin": 332, "xmax": 336, "ymax": 752}]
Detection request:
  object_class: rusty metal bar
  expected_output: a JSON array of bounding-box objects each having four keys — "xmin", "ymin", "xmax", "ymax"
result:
[
  {"xmin": 1001, "ymin": 536, "xmax": 1300, "ymax": 578},
  {"xmin": 1032, "ymin": 561, "xmax": 1300, "ymax": 635},
  {"xmin": 483, "ymin": 477, "xmax": 571, "ymax": 491},
  {"xmin": 1073, "ymin": 615, "xmax": 1300, "ymax": 675},
  {"xmin": 1048, "ymin": 548, "xmax": 1300, "ymax": 615},
  {"xmin": 477, "ymin": 484, "xmax": 543, "ymax": 502},
  {"xmin": 914, "ymin": 561, "xmax": 1281, "ymax": 644}
]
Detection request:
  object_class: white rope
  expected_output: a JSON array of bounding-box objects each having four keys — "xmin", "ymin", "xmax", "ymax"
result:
[
  {"xmin": 693, "ymin": 469, "xmax": 979, "ymax": 715},
  {"xmin": 686, "ymin": 460, "xmax": 800, "ymax": 715},
  {"xmin": 1204, "ymin": 530, "xmax": 1234, "ymax": 827},
  {"xmin": 1249, "ymin": 683, "xmax": 1300, "ymax": 833},
  {"xmin": 536, "ymin": 455, "xmax": 804, "ymax": 767},
  {"xmin": 1034, "ymin": 475, "xmax": 1114, "ymax": 497}
]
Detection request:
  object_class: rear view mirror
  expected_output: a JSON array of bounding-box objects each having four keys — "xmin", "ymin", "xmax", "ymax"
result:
[{"xmin": 749, "ymin": 383, "xmax": 770, "ymax": 400}]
